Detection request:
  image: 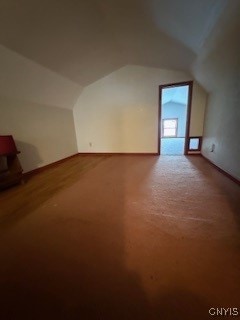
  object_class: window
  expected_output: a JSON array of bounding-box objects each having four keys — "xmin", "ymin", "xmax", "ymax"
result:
[
  {"xmin": 162, "ymin": 119, "xmax": 178, "ymax": 137},
  {"xmin": 188, "ymin": 137, "xmax": 201, "ymax": 151},
  {"xmin": 189, "ymin": 138, "xmax": 199, "ymax": 150}
]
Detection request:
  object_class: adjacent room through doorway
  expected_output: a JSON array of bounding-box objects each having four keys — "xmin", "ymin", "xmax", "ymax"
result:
[{"xmin": 159, "ymin": 82, "xmax": 191, "ymax": 155}]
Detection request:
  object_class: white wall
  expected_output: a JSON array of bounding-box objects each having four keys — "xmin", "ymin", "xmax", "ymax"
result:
[
  {"xmin": 0, "ymin": 45, "xmax": 83, "ymax": 109},
  {"xmin": 74, "ymin": 65, "xmax": 207, "ymax": 153},
  {"xmin": 0, "ymin": 45, "xmax": 80, "ymax": 172},
  {"xmin": 193, "ymin": 4, "xmax": 240, "ymax": 180},
  {"xmin": 0, "ymin": 96, "xmax": 78, "ymax": 173},
  {"xmin": 190, "ymin": 82, "xmax": 207, "ymax": 136}
]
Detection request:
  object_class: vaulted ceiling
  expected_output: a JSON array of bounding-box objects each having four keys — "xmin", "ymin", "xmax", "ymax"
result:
[{"xmin": 0, "ymin": 0, "xmax": 231, "ymax": 87}]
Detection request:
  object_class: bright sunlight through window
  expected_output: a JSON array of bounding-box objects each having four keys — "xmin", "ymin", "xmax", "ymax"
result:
[{"xmin": 162, "ymin": 119, "xmax": 178, "ymax": 137}]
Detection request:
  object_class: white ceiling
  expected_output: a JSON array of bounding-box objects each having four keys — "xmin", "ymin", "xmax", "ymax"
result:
[
  {"xmin": 0, "ymin": 0, "xmax": 233, "ymax": 86},
  {"xmin": 149, "ymin": 0, "xmax": 228, "ymax": 53}
]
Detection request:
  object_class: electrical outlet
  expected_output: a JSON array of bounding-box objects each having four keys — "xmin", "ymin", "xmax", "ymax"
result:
[{"xmin": 89, "ymin": 142, "xmax": 92, "ymax": 147}]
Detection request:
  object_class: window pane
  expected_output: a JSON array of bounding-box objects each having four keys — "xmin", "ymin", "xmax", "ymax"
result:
[
  {"xmin": 189, "ymin": 138, "xmax": 199, "ymax": 150},
  {"xmin": 164, "ymin": 120, "xmax": 176, "ymax": 128},
  {"xmin": 164, "ymin": 128, "xmax": 176, "ymax": 136}
]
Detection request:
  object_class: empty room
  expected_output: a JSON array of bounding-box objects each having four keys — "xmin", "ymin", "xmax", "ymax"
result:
[{"xmin": 0, "ymin": 1, "xmax": 239, "ymax": 319}]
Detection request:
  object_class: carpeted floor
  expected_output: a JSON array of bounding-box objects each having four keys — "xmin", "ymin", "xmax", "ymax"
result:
[{"xmin": 0, "ymin": 155, "xmax": 239, "ymax": 319}]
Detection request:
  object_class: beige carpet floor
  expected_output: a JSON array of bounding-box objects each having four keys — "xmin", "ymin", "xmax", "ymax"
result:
[{"xmin": 0, "ymin": 155, "xmax": 239, "ymax": 319}]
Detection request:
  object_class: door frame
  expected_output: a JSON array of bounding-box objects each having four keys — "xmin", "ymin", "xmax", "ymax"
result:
[{"xmin": 158, "ymin": 81, "xmax": 193, "ymax": 155}]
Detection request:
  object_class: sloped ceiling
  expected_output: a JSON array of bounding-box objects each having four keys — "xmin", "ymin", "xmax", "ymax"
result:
[
  {"xmin": 0, "ymin": 0, "xmax": 229, "ymax": 87},
  {"xmin": 149, "ymin": 0, "xmax": 228, "ymax": 53}
]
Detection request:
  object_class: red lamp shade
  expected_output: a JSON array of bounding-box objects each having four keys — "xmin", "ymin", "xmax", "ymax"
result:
[{"xmin": 0, "ymin": 135, "xmax": 18, "ymax": 155}]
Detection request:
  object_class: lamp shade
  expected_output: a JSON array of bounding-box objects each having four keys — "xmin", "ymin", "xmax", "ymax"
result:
[{"xmin": 0, "ymin": 135, "xmax": 18, "ymax": 155}]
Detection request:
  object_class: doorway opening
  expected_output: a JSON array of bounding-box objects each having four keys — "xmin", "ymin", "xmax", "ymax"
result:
[{"xmin": 158, "ymin": 81, "xmax": 192, "ymax": 155}]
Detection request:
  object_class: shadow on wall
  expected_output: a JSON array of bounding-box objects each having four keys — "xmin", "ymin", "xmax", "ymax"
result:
[{"xmin": 15, "ymin": 140, "xmax": 42, "ymax": 172}]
